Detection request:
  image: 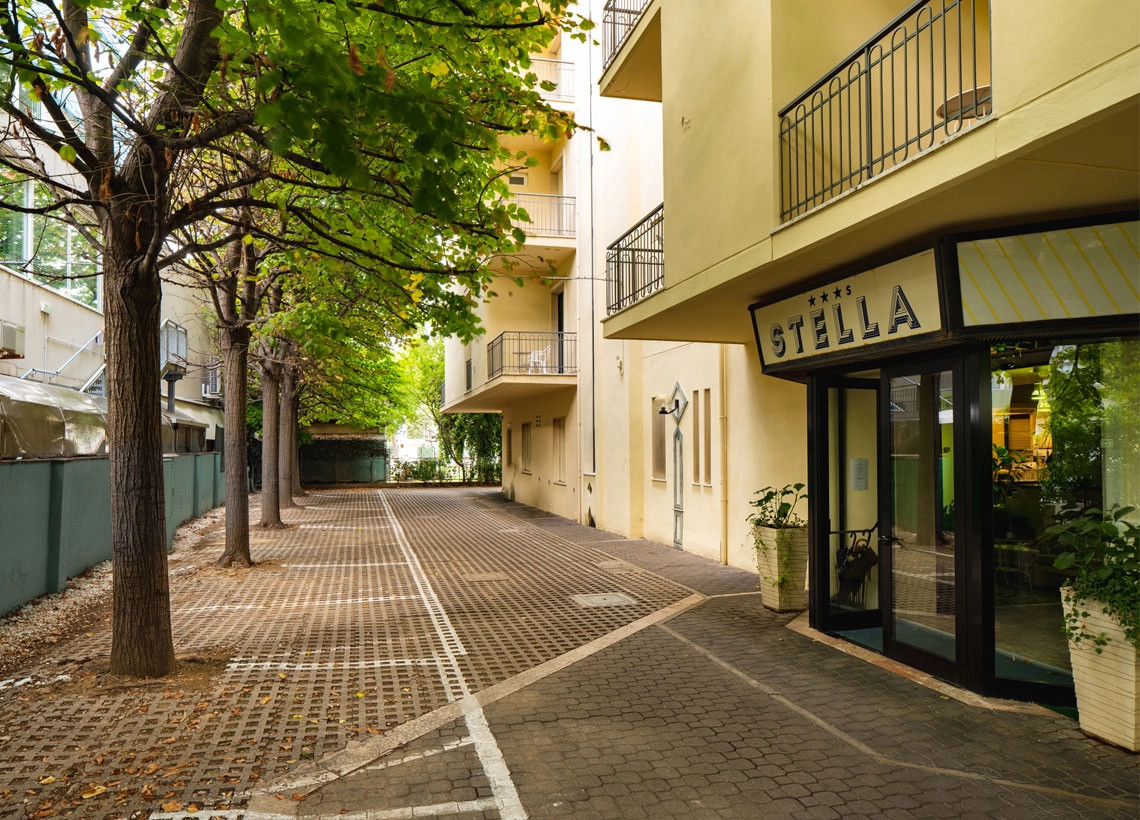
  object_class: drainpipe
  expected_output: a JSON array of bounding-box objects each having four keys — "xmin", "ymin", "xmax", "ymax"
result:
[{"xmin": 719, "ymin": 344, "xmax": 729, "ymax": 565}]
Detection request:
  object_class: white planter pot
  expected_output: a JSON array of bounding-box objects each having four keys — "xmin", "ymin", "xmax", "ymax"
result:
[
  {"xmin": 1062, "ymin": 590, "xmax": 1139, "ymax": 752},
  {"xmin": 753, "ymin": 526, "xmax": 809, "ymax": 612}
]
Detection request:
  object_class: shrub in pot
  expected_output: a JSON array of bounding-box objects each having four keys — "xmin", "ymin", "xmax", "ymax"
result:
[
  {"xmin": 1048, "ymin": 504, "xmax": 1140, "ymax": 751},
  {"xmin": 748, "ymin": 483, "xmax": 809, "ymax": 612}
]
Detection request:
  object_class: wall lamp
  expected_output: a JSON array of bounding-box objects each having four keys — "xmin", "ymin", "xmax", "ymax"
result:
[{"xmin": 659, "ymin": 399, "xmax": 680, "ymax": 415}]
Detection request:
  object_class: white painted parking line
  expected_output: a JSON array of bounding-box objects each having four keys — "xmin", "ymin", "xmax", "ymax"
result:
[
  {"xmin": 227, "ymin": 658, "xmax": 448, "ymax": 673},
  {"xmin": 179, "ymin": 595, "xmax": 419, "ymax": 613},
  {"xmin": 365, "ymin": 736, "xmax": 474, "ymax": 772},
  {"xmin": 378, "ymin": 490, "xmax": 527, "ymax": 820},
  {"xmin": 281, "ymin": 562, "xmax": 408, "ymax": 568}
]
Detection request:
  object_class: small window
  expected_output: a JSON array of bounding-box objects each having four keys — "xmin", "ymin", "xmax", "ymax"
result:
[
  {"xmin": 506, "ymin": 427, "xmax": 513, "ymax": 467},
  {"xmin": 553, "ymin": 417, "xmax": 566, "ymax": 483},
  {"xmin": 651, "ymin": 398, "xmax": 666, "ymax": 481},
  {"xmin": 703, "ymin": 388, "xmax": 712, "ymax": 485},
  {"xmin": 521, "ymin": 423, "xmax": 532, "ymax": 474},
  {"xmin": 465, "ymin": 358, "xmax": 472, "ymax": 391},
  {"xmin": 692, "ymin": 390, "xmax": 701, "ymax": 484},
  {"xmin": 508, "ymin": 172, "xmax": 528, "ymax": 187}
]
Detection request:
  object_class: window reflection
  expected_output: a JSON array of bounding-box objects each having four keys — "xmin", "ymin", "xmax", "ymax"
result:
[{"xmin": 991, "ymin": 338, "xmax": 1140, "ymax": 686}]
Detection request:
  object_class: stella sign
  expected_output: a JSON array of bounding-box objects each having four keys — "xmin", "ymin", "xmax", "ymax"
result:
[{"xmin": 751, "ymin": 250, "xmax": 942, "ymax": 369}]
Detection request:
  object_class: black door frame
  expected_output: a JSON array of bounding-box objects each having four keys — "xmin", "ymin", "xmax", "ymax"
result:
[
  {"xmin": 878, "ymin": 354, "xmax": 968, "ymax": 685},
  {"xmin": 807, "ymin": 376, "xmax": 881, "ymax": 635},
  {"xmin": 810, "ymin": 346, "xmax": 1077, "ymax": 705}
]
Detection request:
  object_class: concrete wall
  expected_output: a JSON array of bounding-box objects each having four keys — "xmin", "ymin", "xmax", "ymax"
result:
[
  {"xmin": 0, "ymin": 271, "xmax": 104, "ymax": 388},
  {"xmin": 0, "ymin": 452, "xmax": 225, "ymax": 616}
]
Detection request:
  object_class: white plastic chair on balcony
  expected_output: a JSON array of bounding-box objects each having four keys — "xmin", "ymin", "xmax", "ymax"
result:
[{"xmin": 527, "ymin": 346, "xmax": 550, "ymax": 374}]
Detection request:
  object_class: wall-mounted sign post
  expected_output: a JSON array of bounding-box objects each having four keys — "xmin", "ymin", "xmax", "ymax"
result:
[{"xmin": 667, "ymin": 382, "xmax": 689, "ymax": 550}]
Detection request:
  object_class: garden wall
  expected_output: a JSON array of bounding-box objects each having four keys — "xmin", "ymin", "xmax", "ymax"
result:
[{"xmin": 0, "ymin": 452, "xmax": 224, "ymax": 616}]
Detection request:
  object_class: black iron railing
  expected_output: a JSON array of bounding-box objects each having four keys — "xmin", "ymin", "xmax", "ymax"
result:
[
  {"xmin": 531, "ymin": 58, "xmax": 574, "ymax": 102},
  {"xmin": 508, "ymin": 193, "xmax": 576, "ymax": 238},
  {"xmin": 779, "ymin": 0, "xmax": 991, "ymax": 222},
  {"xmin": 487, "ymin": 331, "xmax": 577, "ymax": 379},
  {"xmin": 606, "ymin": 203, "xmax": 664, "ymax": 315},
  {"xmin": 602, "ymin": 0, "xmax": 653, "ymax": 69}
]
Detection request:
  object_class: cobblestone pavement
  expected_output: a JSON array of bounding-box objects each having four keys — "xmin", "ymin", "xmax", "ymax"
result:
[{"xmin": 1, "ymin": 488, "xmax": 1136, "ymax": 820}]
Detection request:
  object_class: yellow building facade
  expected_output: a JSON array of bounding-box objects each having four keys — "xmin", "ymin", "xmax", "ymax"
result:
[{"xmin": 445, "ymin": 0, "xmax": 1139, "ymax": 707}]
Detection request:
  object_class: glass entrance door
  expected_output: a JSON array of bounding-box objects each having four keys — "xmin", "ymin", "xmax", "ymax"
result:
[
  {"xmin": 882, "ymin": 366, "xmax": 959, "ymax": 675},
  {"xmin": 824, "ymin": 380, "xmax": 882, "ymax": 635}
]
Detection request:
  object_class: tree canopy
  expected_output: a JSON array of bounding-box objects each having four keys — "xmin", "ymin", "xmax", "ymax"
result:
[{"xmin": 0, "ymin": 0, "xmax": 590, "ymax": 675}]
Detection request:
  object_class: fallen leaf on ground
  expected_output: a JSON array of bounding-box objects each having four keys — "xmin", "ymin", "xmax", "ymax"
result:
[
  {"xmin": 259, "ymin": 696, "xmax": 272, "ymax": 705},
  {"xmin": 80, "ymin": 785, "xmax": 107, "ymax": 799},
  {"xmin": 38, "ymin": 777, "xmax": 55, "ymax": 785},
  {"xmin": 162, "ymin": 800, "xmax": 183, "ymax": 811}
]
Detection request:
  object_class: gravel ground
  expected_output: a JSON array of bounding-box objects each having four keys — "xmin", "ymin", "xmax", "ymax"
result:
[{"xmin": 0, "ymin": 504, "xmax": 229, "ymax": 679}]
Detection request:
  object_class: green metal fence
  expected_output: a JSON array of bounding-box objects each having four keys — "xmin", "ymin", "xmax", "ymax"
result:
[{"xmin": 0, "ymin": 452, "xmax": 225, "ymax": 616}]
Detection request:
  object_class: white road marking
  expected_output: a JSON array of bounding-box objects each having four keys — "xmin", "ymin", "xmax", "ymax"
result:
[
  {"xmin": 365, "ymin": 736, "xmax": 474, "ymax": 771},
  {"xmin": 179, "ymin": 595, "xmax": 418, "ymax": 613},
  {"xmin": 227, "ymin": 658, "xmax": 448, "ymax": 673},
  {"xmin": 378, "ymin": 490, "xmax": 527, "ymax": 820},
  {"xmin": 281, "ymin": 562, "xmax": 408, "ymax": 568}
]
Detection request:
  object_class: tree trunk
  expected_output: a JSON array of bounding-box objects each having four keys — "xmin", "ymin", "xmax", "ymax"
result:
[
  {"xmin": 291, "ymin": 398, "xmax": 306, "ymax": 497},
  {"xmin": 106, "ymin": 245, "xmax": 176, "ymax": 677},
  {"xmin": 217, "ymin": 326, "xmax": 253, "ymax": 567},
  {"xmin": 278, "ymin": 366, "xmax": 298, "ymax": 508},
  {"xmin": 259, "ymin": 359, "xmax": 285, "ymax": 527}
]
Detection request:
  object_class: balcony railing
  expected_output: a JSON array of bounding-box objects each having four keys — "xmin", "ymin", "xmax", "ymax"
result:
[
  {"xmin": 602, "ymin": 0, "xmax": 653, "ymax": 69},
  {"xmin": 779, "ymin": 0, "xmax": 991, "ymax": 222},
  {"xmin": 531, "ymin": 58, "xmax": 574, "ymax": 103},
  {"xmin": 605, "ymin": 203, "xmax": 663, "ymax": 315},
  {"xmin": 487, "ymin": 331, "xmax": 577, "ymax": 379},
  {"xmin": 508, "ymin": 193, "xmax": 576, "ymax": 238}
]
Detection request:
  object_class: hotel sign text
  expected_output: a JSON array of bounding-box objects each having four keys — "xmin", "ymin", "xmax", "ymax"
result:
[{"xmin": 752, "ymin": 250, "xmax": 942, "ymax": 368}]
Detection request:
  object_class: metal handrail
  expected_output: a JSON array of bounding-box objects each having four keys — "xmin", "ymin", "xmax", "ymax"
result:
[
  {"xmin": 778, "ymin": 0, "xmax": 991, "ymax": 222},
  {"xmin": 780, "ymin": 0, "xmax": 933, "ymax": 118},
  {"xmin": 486, "ymin": 331, "xmax": 577, "ymax": 379},
  {"xmin": 605, "ymin": 203, "xmax": 664, "ymax": 315},
  {"xmin": 529, "ymin": 57, "xmax": 574, "ymax": 102},
  {"xmin": 602, "ymin": 0, "xmax": 654, "ymax": 69},
  {"xmin": 19, "ymin": 328, "xmax": 104, "ymax": 381},
  {"xmin": 508, "ymin": 193, "xmax": 576, "ymax": 238}
]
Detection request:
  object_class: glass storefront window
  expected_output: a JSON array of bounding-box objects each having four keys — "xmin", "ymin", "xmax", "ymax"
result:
[{"xmin": 990, "ymin": 337, "xmax": 1140, "ymax": 686}]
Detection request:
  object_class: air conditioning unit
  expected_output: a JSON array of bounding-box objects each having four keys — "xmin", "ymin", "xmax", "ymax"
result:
[
  {"xmin": 202, "ymin": 363, "xmax": 223, "ymax": 399},
  {"xmin": 0, "ymin": 321, "xmax": 25, "ymax": 359}
]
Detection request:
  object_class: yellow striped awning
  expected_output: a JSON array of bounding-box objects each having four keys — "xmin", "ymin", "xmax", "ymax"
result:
[{"xmin": 957, "ymin": 221, "xmax": 1140, "ymax": 326}]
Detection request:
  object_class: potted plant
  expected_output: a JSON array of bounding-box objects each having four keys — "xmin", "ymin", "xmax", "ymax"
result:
[
  {"xmin": 748, "ymin": 483, "xmax": 809, "ymax": 612},
  {"xmin": 1047, "ymin": 504, "xmax": 1140, "ymax": 751}
]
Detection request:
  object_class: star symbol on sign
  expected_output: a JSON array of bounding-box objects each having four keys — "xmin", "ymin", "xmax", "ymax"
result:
[
  {"xmin": 820, "ymin": 291, "xmax": 829, "ymax": 303},
  {"xmin": 833, "ymin": 286, "xmax": 842, "ymax": 300},
  {"xmin": 808, "ymin": 295, "xmax": 816, "ymax": 307}
]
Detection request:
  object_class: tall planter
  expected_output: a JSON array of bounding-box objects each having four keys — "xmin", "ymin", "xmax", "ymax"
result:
[
  {"xmin": 1062, "ymin": 591, "xmax": 1140, "ymax": 751},
  {"xmin": 754, "ymin": 526, "xmax": 809, "ymax": 612}
]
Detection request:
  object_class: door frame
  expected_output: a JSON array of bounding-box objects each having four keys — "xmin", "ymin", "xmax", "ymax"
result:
[
  {"xmin": 810, "ymin": 346, "xmax": 1077, "ymax": 705},
  {"xmin": 878, "ymin": 355, "xmax": 968, "ymax": 684},
  {"xmin": 807, "ymin": 375, "xmax": 882, "ymax": 635}
]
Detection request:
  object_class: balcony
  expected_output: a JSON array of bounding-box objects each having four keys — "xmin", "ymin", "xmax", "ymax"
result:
[
  {"xmin": 508, "ymin": 193, "xmax": 575, "ymax": 238},
  {"xmin": 531, "ymin": 58, "xmax": 574, "ymax": 104},
  {"xmin": 605, "ymin": 203, "xmax": 663, "ymax": 315},
  {"xmin": 445, "ymin": 331, "xmax": 577, "ymax": 413},
  {"xmin": 779, "ymin": 0, "xmax": 991, "ymax": 222},
  {"xmin": 599, "ymin": 0, "xmax": 661, "ymax": 101},
  {"xmin": 487, "ymin": 331, "xmax": 577, "ymax": 378}
]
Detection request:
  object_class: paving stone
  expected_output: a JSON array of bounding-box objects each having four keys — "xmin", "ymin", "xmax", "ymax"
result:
[{"xmin": 2, "ymin": 488, "xmax": 1137, "ymax": 820}]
